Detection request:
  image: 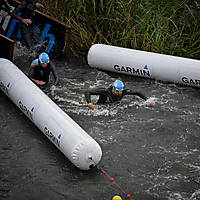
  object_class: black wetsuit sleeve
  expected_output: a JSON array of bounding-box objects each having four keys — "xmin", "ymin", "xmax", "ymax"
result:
[
  {"xmin": 28, "ymin": 67, "xmax": 35, "ymax": 79},
  {"xmin": 85, "ymin": 88, "xmax": 108, "ymax": 104},
  {"xmin": 85, "ymin": 90, "xmax": 92, "ymax": 103},
  {"xmin": 124, "ymin": 89, "xmax": 147, "ymax": 100},
  {"xmin": 50, "ymin": 63, "xmax": 59, "ymax": 86}
]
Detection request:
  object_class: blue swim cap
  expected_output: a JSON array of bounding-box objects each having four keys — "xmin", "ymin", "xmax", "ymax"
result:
[
  {"xmin": 39, "ymin": 52, "xmax": 49, "ymax": 63},
  {"xmin": 113, "ymin": 80, "xmax": 124, "ymax": 90}
]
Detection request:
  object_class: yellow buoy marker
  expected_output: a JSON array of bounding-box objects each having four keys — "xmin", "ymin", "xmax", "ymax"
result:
[{"xmin": 112, "ymin": 195, "xmax": 123, "ymax": 200}]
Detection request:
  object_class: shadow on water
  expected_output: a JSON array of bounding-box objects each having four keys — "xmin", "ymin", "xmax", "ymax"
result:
[{"xmin": 0, "ymin": 48, "xmax": 200, "ymax": 200}]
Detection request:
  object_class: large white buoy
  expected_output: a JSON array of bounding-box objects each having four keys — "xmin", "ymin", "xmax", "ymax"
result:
[
  {"xmin": 0, "ymin": 58, "xmax": 102, "ymax": 170},
  {"xmin": 88, "ymin": 44, "xmax": 200, "ymax": 88}
]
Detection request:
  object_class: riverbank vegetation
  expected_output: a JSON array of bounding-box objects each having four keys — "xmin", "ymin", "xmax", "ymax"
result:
[{"xmin": 38, "ymin": 0, "xmax": 200, "ymax": 59}]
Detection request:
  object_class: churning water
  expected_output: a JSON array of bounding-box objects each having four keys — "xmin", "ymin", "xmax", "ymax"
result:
[{"xmin": 0, "ymin": 49, "xmax": 200, "ymax": 200}]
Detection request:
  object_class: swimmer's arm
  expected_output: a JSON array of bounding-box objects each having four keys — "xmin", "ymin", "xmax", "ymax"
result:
[
  {"xmin": 125, "ymin": 90, "xmax": 155, "ymax": 107},
  {"xmin": 124, "ymin": 89, "xmax": 147, "ymax": 100}
]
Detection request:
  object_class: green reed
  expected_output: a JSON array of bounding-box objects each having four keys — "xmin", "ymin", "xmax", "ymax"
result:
[{"xmin": 38, "ymin": 0, "xmax": 200, "ymax": 58}]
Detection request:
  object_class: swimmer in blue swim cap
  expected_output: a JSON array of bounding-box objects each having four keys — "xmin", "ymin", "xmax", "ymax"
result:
[
  {"xmin": 85, "ymin": 79, "xmax": 155, "ymax": 110},
  {"xmin": 28, "ymin": 52, "xmax": 59, "ymax": 91}
]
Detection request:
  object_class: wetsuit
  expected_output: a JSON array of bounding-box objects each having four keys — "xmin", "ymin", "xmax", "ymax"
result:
[
  {"xmin": 85, "ymin": 86, "xmax": 147, "ymax": 104},
  {"xmin": 28, "ymin": 59, "xmax": 59, "ymax": 86},
  {"xmin": 12, "ymin": 0, "xmax": 40, "ymax": 49}
]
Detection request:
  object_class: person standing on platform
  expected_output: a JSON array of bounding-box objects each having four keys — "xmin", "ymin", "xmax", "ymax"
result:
[{"xmin": 12, "ymin": 0, "xmax": 44, "ymax": 50}]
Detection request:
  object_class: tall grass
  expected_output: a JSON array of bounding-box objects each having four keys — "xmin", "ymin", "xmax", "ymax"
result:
[{"xmin": 38, "ymin": 0, "xmax": 200, "ymax": 58}]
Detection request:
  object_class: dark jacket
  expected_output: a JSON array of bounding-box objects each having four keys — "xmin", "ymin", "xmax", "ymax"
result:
[
  {"xmin": 85, "ymin": 86, "xmax": 147, "ymax": 104},
  {"xmin": 12, "ymin": 0, "xmax": 36, "ymax": 24}
]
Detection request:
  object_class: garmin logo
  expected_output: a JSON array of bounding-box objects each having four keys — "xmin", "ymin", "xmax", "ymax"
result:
[
  {"xmin": 182, "ymin": 77, "xmax": 200, "ymax": 85},
  {"xmin": 19, "ymin": 101, "xmax": 33, "ymax": 120},
  {"xmin": 44, "ymin": 127, "xmax": 61, "ymax": 148},
  {"xmin": 0, "ymin": 81, "xmax": 8, "ymax": 95},
  {"xmin": 114, "ymin": 64, "xmax": 151, "ymax": 77}
]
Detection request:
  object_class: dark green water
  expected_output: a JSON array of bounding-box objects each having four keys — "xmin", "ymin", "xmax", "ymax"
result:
[{"xmin": 0, "ymin": 50, "xmax": 200, "ymax": 200}]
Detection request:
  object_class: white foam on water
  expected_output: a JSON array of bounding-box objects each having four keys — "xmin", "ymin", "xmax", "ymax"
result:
[{"xmin": 190, "ymin": 189, "xmax": 200, "ymax": 200}]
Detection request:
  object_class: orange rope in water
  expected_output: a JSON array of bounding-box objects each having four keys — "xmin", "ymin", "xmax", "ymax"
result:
[{"xmin": 97, "ymin": 165, "xmax": 133, "ymax": 200}]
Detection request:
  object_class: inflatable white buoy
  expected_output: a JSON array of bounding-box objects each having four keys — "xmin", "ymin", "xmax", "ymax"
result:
[
  {"xmin": 88, "ymin": 44, "xmax": 200, "ymax": 88},
  {"xmin": 0, "ymin": 58, "xmax": 102, "ymax": 170}
]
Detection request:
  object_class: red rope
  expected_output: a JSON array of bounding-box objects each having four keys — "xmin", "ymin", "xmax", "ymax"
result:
[
  {"xmin": 99, "ymin": 167, "xmax": 133, "ymax": 200},
  {"xmin": 89, "ymin": 157, "xmax": 133, "ymax": 200}
]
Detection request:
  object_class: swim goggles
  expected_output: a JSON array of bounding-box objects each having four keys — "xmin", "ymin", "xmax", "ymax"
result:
[
  {"xmin": 113, "ymin": 88, "xmax": 123, "ymax": 92},
  {"xmin": 40, "ymin": 61, "xmax": 49, "ymax": 64}
]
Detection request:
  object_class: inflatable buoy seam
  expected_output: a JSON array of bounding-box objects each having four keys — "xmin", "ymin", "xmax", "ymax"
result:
[{"xmin": 72, "ymin": 142, "xmax": 84, "ymax": 167}]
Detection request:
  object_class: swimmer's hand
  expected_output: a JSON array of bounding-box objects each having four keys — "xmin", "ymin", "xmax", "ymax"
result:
[
  {"xmin": 36, "ymin": 3, "xmax": 44, "ymax": 8},
  {"xmin": 22, "ymin": 19, "xmax": 32, "ymax": 25},
  {"xmin": 88, "ymin": 103, "xmax": 94, "ymax": 110},
  {"xmin": 51, "ymin": 85, "xmax": 56, "ymax": 91},
  {"xmin": 0, "ymin": 12, "xmax": 8, "ymax": 19},
  {"xmin": 33, "ymin": 80, "xmax": 45, "ymax": 85},
  {"xmin": 148, "ymin": 101, "xmax": 155, "ymax": 107}
]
